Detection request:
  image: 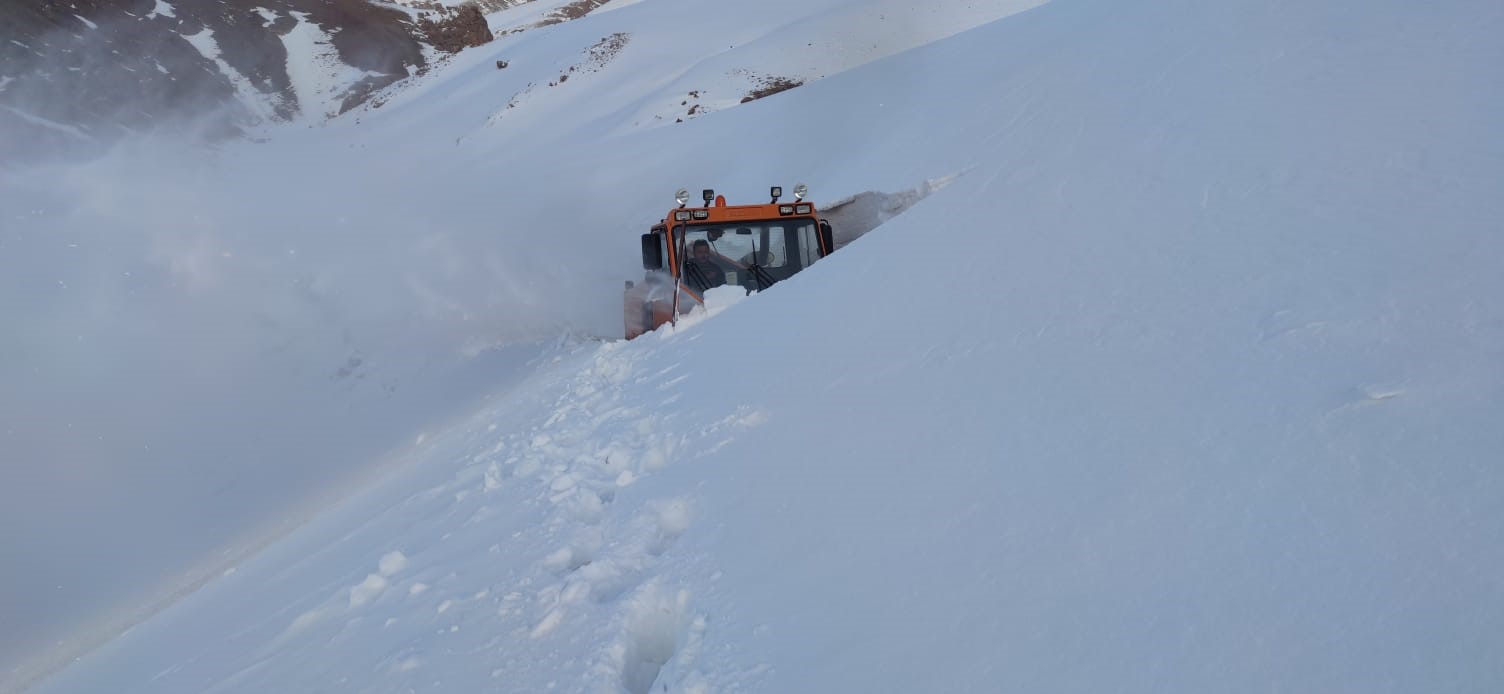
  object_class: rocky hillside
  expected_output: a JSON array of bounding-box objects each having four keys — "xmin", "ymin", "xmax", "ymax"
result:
[{"xmin": 0, "ymin": 0, "xmax": 492, "ymax": 162}]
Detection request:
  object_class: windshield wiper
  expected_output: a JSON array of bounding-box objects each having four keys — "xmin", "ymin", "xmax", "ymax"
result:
[
  {"xmin": 746, "ymin": 262, "xmax": 775, "ymax": 292},
  {"xmin": 683, "ymin": 261, "xmax": 713, "ymax": 293},
  {"xmin": 740, "ymin": 230, "xmax": 776, "ymax": 292}
]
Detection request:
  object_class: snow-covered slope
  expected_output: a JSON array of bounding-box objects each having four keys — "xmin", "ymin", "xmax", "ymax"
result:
[{"xmin": 9, "ymin": 0, "xmax": 1504, "ymax": 691}]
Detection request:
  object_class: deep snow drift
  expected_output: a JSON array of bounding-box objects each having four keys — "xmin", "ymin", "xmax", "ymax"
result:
[
  {"xmin": 9, "ymin": 0, "xmax": 1504, "ymax": 691},
  {"xmin": 3, "ymin": 0, "xmax": 1044, "ymax": 683}
]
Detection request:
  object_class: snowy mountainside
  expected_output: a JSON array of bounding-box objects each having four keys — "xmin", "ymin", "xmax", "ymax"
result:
[
  {"xmin": 0, "ymin": 0, "xmax": 491, "ymax": 162},
  {"xmin": 11, "ymin": 0, "xmax": 1504, "ymax": 692},
  {"xmin": 357, "ymin": 0, "xmax": 1049, "ymax": 145}
]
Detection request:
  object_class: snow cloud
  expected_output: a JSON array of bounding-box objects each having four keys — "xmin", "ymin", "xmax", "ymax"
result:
[{"xmin": 0, "ymin": 95, "xmax": 623, "ymax": 683}]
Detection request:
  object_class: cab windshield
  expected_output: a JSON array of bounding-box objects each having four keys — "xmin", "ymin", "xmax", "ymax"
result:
[{"xmin": 674, "ymin": 219, "xmax": 821, "ymax": 293}]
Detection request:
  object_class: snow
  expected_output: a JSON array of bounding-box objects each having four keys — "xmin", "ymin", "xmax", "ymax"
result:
[
  {"xmin": 145, "ymin": 1, "xmax": 176, "ymax": 20},
  {"xmin": 378, "ymin": 551, "xmax": 410, "ymax": 577},
  {"xmin": 179, "ymin": 27, "xmax": 276, "ymax": 120},
  {"xmin": 6, "ymin": 0, "xmax": 1504, "ymax": 691},
  {"xmin": 485, "ymin": 0, "xmax": 599, "ymax": 34},
  {"xmin": 0, "ymin": 106, "xmax": 92, "ymax": 140},
  {"xmin": 71, "ymin": 14, "xmax": 99, "ymax": 30},
  {"xmin": 370, "ymin": 1, "xmax": 423, "ymax": 21},
  {"xmin": 277, "ymin": 11, "xmax": 382, "ymax": 120}
]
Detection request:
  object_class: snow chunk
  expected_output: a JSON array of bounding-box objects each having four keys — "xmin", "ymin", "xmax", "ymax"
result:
[
  {"xmin": 392, "ymin": 657, "xmax": 422, "ymax": 673},
  {"xmin": 541, "ymin": 547, "xmax": 575, "ymax": 572},
  {"xmin": 287, "ymin": 606, "xmax": 330, "ymax": 633},
  {"xmin": 529, "ymin": 608, "xmax": 564, "ymax": 639},
  {"xmin": 654, "ymin": 499, "xmax": 692, "ymax": 539},
  {"xmin": 548, "ymin": 473, "xmax": 577, "ymax": 492},
  {"xmin": 377, "ymin": 551, "xmax": 408, "ymax": 577},
  {"xmin": 348, "ymin": 574, "xmax": 388, "ymax": 608}
]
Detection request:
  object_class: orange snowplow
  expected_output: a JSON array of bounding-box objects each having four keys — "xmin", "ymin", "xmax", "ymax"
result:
[{"xmin": 625, "ymin": 185, "xmax": 835, "ymax": 339}]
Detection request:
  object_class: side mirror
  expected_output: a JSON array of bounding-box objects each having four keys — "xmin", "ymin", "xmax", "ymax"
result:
[
  {"xmin": 641, "ymin": 233, "xmax": 663, "ymax": 270},
  {"xmin": 818, "ymin": 220, "xmax": 835, "ymax": 256}
]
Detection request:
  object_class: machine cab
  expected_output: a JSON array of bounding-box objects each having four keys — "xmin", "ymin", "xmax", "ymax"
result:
[{"xmin": 626, "ymin": 185, "xmax": 836, "ymax": 339}]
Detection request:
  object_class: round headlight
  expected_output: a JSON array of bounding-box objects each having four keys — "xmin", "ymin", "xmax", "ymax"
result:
[
  {"xmin": 793, "ymin": 183, "xmax": 808, "ymax": 201},
  {"xmin": 675, "ymin": 188, "xmax": 690, "ymax": 206}
]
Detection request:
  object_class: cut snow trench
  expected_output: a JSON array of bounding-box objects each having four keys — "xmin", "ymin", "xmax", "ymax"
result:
[
  {"xmin": 613, "ymin": 585, "xmax": 699, "ymax": 694},
  {"xmin": 821, "ymin": 174, "xmax": 960, "ymax": 249}
]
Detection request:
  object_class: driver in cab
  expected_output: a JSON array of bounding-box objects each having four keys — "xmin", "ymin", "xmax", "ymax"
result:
[{"xmin": 682, "ymin": 239, "xmax": 726, "ymax": 293}]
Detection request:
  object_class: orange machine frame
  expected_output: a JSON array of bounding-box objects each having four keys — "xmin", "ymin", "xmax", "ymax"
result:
[{"xmin": 624, "ymin": 191, "xmax": 832, "ymax": 339}]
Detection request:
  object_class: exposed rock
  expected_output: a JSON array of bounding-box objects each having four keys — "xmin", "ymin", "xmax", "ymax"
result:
[
  {"xmin": 0, "ymin": 0, "xmax": 491, "ymax": 163},
  {"xmin": 417, "ymin": 4, "xmax": 494, "ymax": 54},
  {"xmin": 740, "ymin": 75, "xmax": 804, "ymax": 104}
]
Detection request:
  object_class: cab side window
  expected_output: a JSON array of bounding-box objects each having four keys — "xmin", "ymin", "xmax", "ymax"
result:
[
  {"xmin": 765, "ymin": 228, "xmax": 788, "ymax": 268},
  {"xmin": 797, "ymin": 223, "xmax": 820, "ymax": 269}
]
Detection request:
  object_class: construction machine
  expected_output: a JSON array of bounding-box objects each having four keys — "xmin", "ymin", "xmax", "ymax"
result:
[{"xmin": 624, "ymin": 184, "xmax": 835, "ymax": 339}]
